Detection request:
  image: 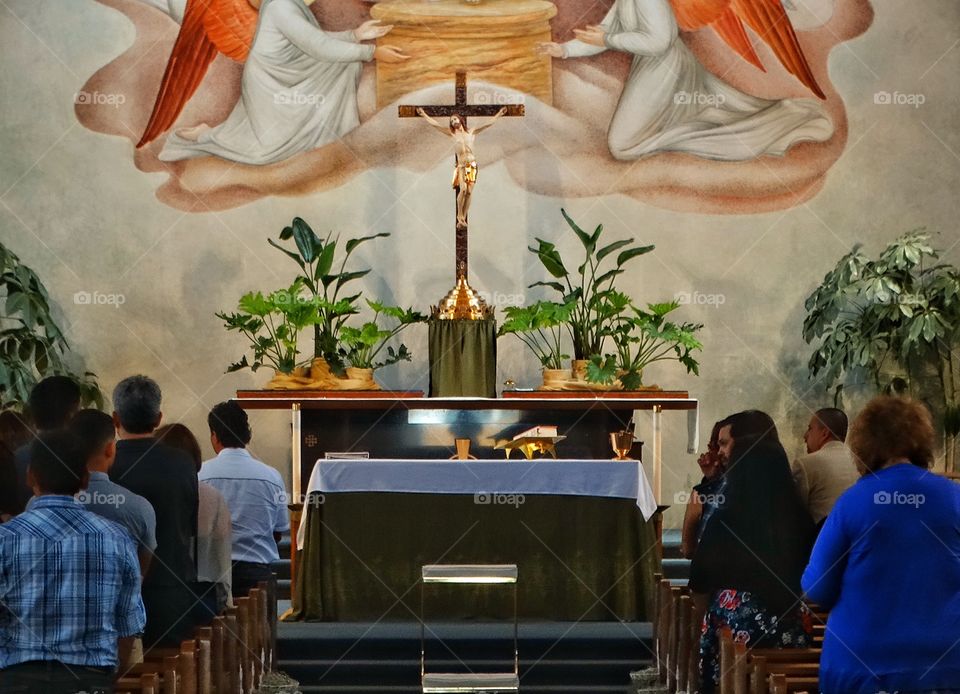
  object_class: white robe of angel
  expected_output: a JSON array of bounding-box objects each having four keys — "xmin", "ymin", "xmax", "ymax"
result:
[
  {"xmin": 160, "ymin": 0, "xmax": 374, "ymax": 165},
  {"xmin": 561, "ymin": 0, "xmax": 834, "ymax": 161}
]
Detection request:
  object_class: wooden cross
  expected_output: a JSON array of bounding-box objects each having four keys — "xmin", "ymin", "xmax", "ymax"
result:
[{"xmin": 399, "ymin": 73, "xmax": 524, "ymax": 282}]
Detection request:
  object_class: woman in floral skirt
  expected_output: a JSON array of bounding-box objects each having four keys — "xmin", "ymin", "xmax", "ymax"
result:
[{"xmin": 689, "ymin": 410, "xmax": 816, "ymax": 693}]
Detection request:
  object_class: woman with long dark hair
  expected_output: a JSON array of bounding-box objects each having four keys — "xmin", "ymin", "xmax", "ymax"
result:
[{"xmin": 689, "ymin": 410, "xmax": 816, "ymax": 693}]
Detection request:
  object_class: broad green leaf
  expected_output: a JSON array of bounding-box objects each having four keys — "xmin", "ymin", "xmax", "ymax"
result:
[
  {"xmin": 616, "ymin": 245, "xmax": 655, "ymax": 267},
  {"xmin": 528, "ymin": 280, "xmax": 566, "ymax": 294},
  {"xmin": 596, "ymin": 239, "xmax": 633, "ymax": 262},
  {"xmin": 560, "ymin": 208, "xmax": 597, "ymax": 254},
  {"xmin": 268, "ymin": 239, "xmax": 307, "ymax": 271},
  {"xmin": 345, "ymin": 232, "xmax": 390, "ymax": 254},
  {"xmin": 529, "ymin": 239, "xmax": 568, "ymax": 279},
  {"xmin": 291, "ymin": 217, "xmax": 317, "ymax": 263}
]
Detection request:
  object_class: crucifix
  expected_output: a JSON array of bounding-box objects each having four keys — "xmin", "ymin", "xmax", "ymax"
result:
[{"xmin": 400, "ymin": 73, "xmax": 524, "ymax": 320}]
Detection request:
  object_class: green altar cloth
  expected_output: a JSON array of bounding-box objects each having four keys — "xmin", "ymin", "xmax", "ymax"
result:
[
  {"xmin": 285, "ymin": 493, "xmax": 657, "ymax": 622},
  {"xmin": 428, "ymin": 319, "xmax": 497, "ymax": 397}
]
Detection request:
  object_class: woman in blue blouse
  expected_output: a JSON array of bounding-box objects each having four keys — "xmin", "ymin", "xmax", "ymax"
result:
[{"xmin": 802, "ymin": 396, "xmax": 960, "ymax": 694}]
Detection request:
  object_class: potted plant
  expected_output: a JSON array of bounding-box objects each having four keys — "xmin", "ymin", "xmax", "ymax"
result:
[
  {"xmin": 216, "ymin": 280, "xmax": 321, "ymax": 388},
  {"xmin": 269, "ymin": 217, "xmax": 388, "ymax": 376},
  {"xmin": 527, "ymin": 209, "xmax": 654, "ymax": 380},
  {"xmin": 337, "ymin": 300, "xmax": 427, "ymax": 389},
  {"xmin": 588, "ymin": 300, "xmax": 703, "ymax": 390},
  {"xmin": 803, "ymin": 230, "xmax": 960, "ymax": 470},
  {"xmin": 498, "ymin": 300, "xmax": 575, "ymax": 388},
  {"xmin": 0, "ymin": 241, "xmax": 102, "ymax": 410}
]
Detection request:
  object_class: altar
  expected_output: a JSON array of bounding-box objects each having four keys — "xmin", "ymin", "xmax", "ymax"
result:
[
  {"xmin": 237, "ymin": 392, "xmax": 699, "ymax": 622},
  {"xmin": 284, "ymin": 459, "xmax": 659, "ymax": 622}
]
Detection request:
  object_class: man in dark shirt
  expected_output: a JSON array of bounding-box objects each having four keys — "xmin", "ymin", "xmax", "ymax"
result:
[
  {"xmin": 12, "ymin": 375, "xmax": 81, "ymax": 513},
  {"xmin": 108, "ymin": 375, "xmax": 200, "ymax": 648}
]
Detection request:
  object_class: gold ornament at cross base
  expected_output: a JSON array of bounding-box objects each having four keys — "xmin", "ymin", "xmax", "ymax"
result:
[{"xmin": 432, "ymin": 278, "xmax": 494, "ymax": 320}]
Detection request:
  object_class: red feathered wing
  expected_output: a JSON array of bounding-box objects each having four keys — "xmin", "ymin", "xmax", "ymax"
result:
[
  {"xmin": 668, "ymin": 0, "xmax": 825, "ymax": 99},
  {"xmin": 137, "ymin": 0, "xmax": 257, "ymax": 147}
]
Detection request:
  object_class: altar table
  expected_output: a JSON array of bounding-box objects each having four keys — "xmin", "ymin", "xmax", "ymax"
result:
[{"xmin": 285, "ymin": 459, "xmax": 659, "ymax": 622}]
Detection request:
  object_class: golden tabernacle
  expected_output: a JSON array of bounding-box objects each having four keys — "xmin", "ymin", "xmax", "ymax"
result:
[{"xmin": 370, "ymin": 0, "xmax": 557, "ymax": 108}]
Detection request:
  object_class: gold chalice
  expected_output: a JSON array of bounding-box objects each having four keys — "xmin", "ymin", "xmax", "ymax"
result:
[{"xmin": 610, "ymin": 430, "xmax": 635, "ymax": 461}]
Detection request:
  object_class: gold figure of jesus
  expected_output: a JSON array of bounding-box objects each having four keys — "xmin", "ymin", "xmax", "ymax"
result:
[{"xmin": 416, "ymin": 107, "xmax": 507, "ymax": 228}]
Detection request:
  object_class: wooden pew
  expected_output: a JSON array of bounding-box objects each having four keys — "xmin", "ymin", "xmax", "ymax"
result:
[
  {"xmin": 769, "ymin": 672, "xmax": 818, "ymax": 694},
  {"xmin": 719, "ymin": 627, "xmax": 823, "ymax": 694},
  {"xmin": 116, "ymin": 672, "xmax": 161, "ymax": 694}
]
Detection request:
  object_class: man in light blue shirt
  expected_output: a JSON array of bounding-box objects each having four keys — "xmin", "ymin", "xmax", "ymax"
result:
[{"xmin": 199, "ymin": 401, "xmax": 290, "ymax": 598}]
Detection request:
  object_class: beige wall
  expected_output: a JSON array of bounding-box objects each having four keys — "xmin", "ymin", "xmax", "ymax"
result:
[{"xmin": 1, "ymin": 0, "xmax": 957, "ymax": 526}]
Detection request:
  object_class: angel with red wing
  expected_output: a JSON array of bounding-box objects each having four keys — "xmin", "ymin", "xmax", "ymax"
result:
[
  {"xmin": 538, "ymin": 0, "xmax": 834, "ymax": 161},
  {"xmin": 138, "ymin": 0, "xmax": 408, "ymax": 165}
]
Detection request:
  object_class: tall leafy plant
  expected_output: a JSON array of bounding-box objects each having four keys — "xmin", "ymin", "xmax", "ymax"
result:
[
  {"xmin": 588, "ymin": 300, "xmax": 703, "ymax": 390},
  {"xmin": 0, "ymin": 242, "xmax": 102, "ymax": 411},
  {"xmin": 339, "ymin": 300, "xmax": 426, "ymax": 370},
  {"xmin": 269, "ymin": 217, "xmax": 388, "ymax": 362},
  {"xmin": 528, "ymin": 209, "xmax": 654, "ymax": 360},
  {"xmin": 217, "ymin": 279, "xmax": 321, "ymax": 374},
  {"xmin": 498, "ymin": 300, "xmax": 575, "ymax": 370},
  {"xmin": 803, "ymin": 231, "xmax": 960, "ymax": 467}
]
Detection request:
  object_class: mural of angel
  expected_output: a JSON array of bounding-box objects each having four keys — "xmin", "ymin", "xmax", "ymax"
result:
[
  {"xmin": 538, "ymin": 0, "xmax": 834, "ymax": 161},
  {"xmin": 138, "ymin": 0, "xmax": 408, "ymax": 165},
  {"xmin": 76, "ymin": 0, "xmax": 872, "ymax": 213}
]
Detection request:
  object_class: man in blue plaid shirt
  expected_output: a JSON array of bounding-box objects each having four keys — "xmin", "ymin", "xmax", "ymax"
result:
[{"xmin": 0, "ymin": 430, "xmax": 146, "ymax": 694}]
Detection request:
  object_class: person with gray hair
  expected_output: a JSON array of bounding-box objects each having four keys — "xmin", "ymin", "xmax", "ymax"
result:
[
  {"xmin": 792, "ymin": 407, "xmax": 859, "ymax": 529},
  {"xmin": 109, "ymin": 375, "xmax": 201, "ymax": 648}
]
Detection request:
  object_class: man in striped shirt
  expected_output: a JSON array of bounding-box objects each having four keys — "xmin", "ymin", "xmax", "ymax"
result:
[{"xmin": 0, "ymin": 430, "xmax": 145, "ymax": 694}]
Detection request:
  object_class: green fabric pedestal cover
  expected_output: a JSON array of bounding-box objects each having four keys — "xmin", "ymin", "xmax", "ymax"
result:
[{"xmin": 428, "ymin": 319, "xmax": 497, "ymax": 398}]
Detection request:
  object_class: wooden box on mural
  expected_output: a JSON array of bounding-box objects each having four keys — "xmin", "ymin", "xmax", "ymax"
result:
[{"xmin": 371, "ymin": 0, "xmax": 557, "ymax": 108}]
